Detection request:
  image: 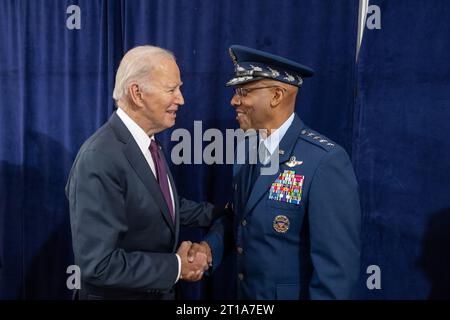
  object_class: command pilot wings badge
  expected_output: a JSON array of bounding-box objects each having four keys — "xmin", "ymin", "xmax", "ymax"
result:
[{"xmin": 285, "ymin": 156, "xmax": 303, "ymax": 168}]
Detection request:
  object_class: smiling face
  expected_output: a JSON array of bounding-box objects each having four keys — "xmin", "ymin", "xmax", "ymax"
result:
[
  {"xmin": 137, "ymin": 56, "xmax": 184, "ymax": 134},
  {"xmin": 230, "ymin": 80, "xmax": 277, "ymax": 131}
]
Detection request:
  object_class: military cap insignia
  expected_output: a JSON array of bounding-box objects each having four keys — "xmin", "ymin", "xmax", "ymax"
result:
[
  {"xmin": 273, "ymin": 215, "xmax": 290, "ymax": 233},
  {"xmin": 228, "ymin": 76, "xmax": 253, "ymax": 85},
  {"xmin": 285, "ymin": 156, "xmax": 303, "ymax": 168},
  {"xmin": 283, "ymin": 72, "xmax": 295, "ymax": 83},
  {"xmin": 236, "ymin": 64, "xmax": 245, "ymax": 72},
  {"xmin": 268, "ymin": 67, "xmax": 280, "ymax": 78},
  {"xmin": 269, "ymin": 170, "xmax": 304, "ymax": 205},
  {"xmin": 250, "ymin": 64, "xmax": 263, "ymax": 72}
]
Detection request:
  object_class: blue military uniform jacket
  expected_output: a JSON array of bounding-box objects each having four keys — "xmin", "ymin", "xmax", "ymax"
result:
[{"xmin": 206, "ymin": 113, "xmax": 361, "ymax": 300}]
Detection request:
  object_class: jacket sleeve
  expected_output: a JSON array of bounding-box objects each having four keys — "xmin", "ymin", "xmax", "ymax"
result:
[
  {"xmin": 66, "ymin": 150, "xmax": 178, "ymax": 292},
  {"xmin": 178, "ymin": 197, "xmax": 224, "ymax": 228},
  {"xmin": 203, "ymin": 205, "xmax": 235, "ymax": 270},
  {"xmin": 307, "ymin": 147, "xmax": 361, "ymax": 299}
]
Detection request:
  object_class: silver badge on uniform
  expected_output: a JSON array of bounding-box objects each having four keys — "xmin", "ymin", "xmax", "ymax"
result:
[{"xmin": 285, "ymin": 156, "xmax": 303, "ymax": 168}]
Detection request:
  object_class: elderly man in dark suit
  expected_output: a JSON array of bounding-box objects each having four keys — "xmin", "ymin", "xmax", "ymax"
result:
[{"xmin": 65, "ymin": 45, "xmax": 220, "ymax": 300}]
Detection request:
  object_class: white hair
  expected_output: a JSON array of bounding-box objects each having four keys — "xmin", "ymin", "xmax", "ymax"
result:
[{"xmin": 112, "ymin": 45, "xmax": 175, "ymax": 104}]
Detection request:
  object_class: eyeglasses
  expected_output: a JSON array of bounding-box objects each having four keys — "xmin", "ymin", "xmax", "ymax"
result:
[{"xmin": 234, "ymin": 86, "xmax": 285, "ymax": 97}]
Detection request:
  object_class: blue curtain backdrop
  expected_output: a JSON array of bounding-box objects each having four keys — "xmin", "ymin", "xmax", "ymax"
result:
[
  {"xmin": 3, "ymin": 0, "xmax": 449, "ymax": 300},
  {"xmin": 354, "ymin": 0, "xmax": 450, "ymax": 299},
  {"xmin": 0, "ymin": 0, "xmax": 358, "ymax": 299}
]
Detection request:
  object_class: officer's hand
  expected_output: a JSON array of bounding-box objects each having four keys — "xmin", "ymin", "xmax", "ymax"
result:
[
  {"xmin": 177, "ymin": 241, "xmax": 208, "ymax": 281},
  {"xmin": 187, "ymin": 241, "xmax": 212, "ymax": 267}
]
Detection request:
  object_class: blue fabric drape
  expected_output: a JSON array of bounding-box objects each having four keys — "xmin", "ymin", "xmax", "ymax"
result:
[
  {"xmin": 354, "ymin": 0, "xmax": 450, "ymax": 299},
  {"xmin": 0, "ymin": 0, "xmax": 358, "ymax": 299},
  {"xmin": 0, "ymin": 0, "xmax": 123, "ymax": 299}
]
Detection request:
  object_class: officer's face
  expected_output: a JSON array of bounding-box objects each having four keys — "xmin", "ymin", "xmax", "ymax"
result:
[
  {"xmin": 231, "ymin": 81, "xmax": 275, "ymax": 131},
  {"xmin": 139, "ymin": 57, "xmax": 184, "ymax": 133}
]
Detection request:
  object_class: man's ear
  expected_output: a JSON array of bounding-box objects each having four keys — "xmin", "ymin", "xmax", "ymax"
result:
[
  {"xmin": 270, "ymin": 87, "xmax": 284, "ymax": 108},
  {"xmin": 128, "ymin": 83, "xmax": 144, "ymax": 107}
]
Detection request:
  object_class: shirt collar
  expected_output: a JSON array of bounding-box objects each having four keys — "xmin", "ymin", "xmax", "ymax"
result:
[
  {"xmin": 116, "ymin": 107, "xmax": 154, "ymax": 153},
  {"xmin": 262, "ymin": 112, "xmax": 295, "ymax": 156}
]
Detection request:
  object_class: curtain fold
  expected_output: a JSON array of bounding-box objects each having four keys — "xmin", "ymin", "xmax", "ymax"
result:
[{"xmin": 354, "ymin": 0, "xmax": 450, "ymax": 299}]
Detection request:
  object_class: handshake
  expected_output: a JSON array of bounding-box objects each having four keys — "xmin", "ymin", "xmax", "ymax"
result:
[{"xmin": 177, "ymin": 240, "xmax": 212, "ymax": 282}]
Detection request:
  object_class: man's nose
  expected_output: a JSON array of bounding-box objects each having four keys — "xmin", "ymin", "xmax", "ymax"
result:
[
  {"xmin": 230, "ymin": 94, "xmax": 241, "ymax": 107},
  {"xmin": 175, "ymin": 89, "xmax": 185, "ymax": 105}
]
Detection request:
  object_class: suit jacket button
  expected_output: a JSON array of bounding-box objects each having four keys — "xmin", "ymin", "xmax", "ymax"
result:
[
  {"xmin": 241, "ymin": 219, "xmax": 247, "ymax": 226},
  {"xmin": 238, "ymin": 273, "xmax": 244, "ymax": 281}
]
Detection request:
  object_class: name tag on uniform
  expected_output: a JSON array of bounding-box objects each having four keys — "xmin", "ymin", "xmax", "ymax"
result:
[{"xmin": 269, "ymin": 170, "xmax": 304, "ymax": 205}]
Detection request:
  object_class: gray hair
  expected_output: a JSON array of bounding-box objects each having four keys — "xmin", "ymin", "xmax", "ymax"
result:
[{"xmin": 112, "ymin": 45, "xmax": 175, "ymax": 104}]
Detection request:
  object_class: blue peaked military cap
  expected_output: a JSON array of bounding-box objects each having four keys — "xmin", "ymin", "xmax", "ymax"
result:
[{"xmin": 226, "ymin": 45, "xmax": 314, "ymax": 87}]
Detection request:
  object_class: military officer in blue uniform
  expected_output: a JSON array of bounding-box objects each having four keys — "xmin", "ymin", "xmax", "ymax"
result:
[{"xmin": 198, "ymin": 45, "xmax": 361, "ymax": 299}]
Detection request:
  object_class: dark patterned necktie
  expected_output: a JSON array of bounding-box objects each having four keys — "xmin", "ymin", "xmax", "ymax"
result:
[
  {"xmin": 247, "ymin": 139, "xmax": 268, "ymax": 201},
  {"xmin": 149, "ymin": 140, "xmax": 174, "ymax": 221}
]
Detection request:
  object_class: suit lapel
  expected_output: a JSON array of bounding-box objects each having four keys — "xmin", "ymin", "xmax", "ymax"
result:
[
  {"xmin": 244, "ymin": 114, "xmax": 305, "ymax": 215},
  {"xmin": 109, "ymin": 113, "xmax": 175, "ymax": 234},
  {"xmin": 233, "ymin": 162, "xmax": 249, "ymax": 218}
]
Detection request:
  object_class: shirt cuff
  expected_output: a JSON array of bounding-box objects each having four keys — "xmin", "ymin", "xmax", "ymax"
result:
[{"xmin": 175, "ymin": 253, "xmax": 181, "ymax": 283}]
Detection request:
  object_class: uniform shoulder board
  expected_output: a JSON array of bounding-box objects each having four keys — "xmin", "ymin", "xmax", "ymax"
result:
[{"xmin": 299, "ymin": 129, "xmax": 336, "ymax": 151}]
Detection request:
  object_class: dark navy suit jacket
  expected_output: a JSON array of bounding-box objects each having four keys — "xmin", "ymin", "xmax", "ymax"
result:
[
  {"xmin": 66, "ymin": 112, "xmax": 219, "ymax": 300},
  {"xmin": 206, "ymin": 114, "xmax": 361, "ymax": 300}
]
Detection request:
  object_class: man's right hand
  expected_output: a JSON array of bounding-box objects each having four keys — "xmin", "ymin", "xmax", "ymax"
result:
[
  {"xmin": 187, "ymin": 241, "xmax": 212, "ymax": 267},
  {"xmin": 177, "ymin": 241, "xmax": 209, "ymax": 281}
]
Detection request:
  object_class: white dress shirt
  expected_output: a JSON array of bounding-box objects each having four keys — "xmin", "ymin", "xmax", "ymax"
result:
[
  {"xmin": 116, "ymin": 108, "xmax": 181, "ymax": 283},
  {"xmin": 260, "ymin": 112, "xmax": 295, "ymax": 163}
]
